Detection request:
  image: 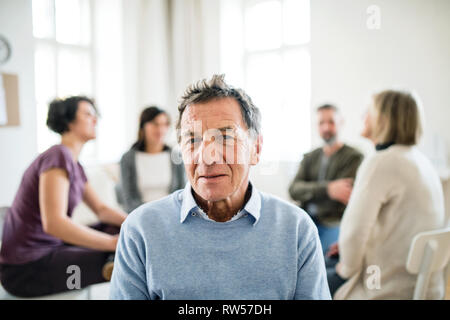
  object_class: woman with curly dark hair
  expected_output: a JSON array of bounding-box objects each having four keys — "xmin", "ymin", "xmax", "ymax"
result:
[{"xmin": 0, "ymin": 96, "xmax": 127, "ymax": 298}]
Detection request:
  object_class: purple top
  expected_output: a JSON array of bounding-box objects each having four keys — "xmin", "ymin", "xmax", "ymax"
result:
[{"xmin": 0, "ymin": 144, "xmax": 87, "ymax": 265}]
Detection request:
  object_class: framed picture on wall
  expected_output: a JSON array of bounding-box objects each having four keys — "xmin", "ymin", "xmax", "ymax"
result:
[{"xmin": 0, "ymin": 73, "xmax": 20, "ymax": 127}]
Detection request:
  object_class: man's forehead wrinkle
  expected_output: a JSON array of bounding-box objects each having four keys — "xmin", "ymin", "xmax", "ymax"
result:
[
  {"xmin": 183, "ymin": 126, "xmax": 247, "ymax": 139},
  {"xmin": 182, "ymin": 119, "xmax": 244, "ymax": 131},
  {"xmin": 181, "ymin": 101, "xmax": 249, "ymax": 136}
]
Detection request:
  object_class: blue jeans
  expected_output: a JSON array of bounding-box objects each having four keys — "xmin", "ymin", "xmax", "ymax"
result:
[{"xmin": 312, "ymin": 218, "xmax": 340, "ymax": 255}]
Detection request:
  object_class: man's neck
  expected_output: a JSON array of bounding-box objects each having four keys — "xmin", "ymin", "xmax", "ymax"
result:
[
  {"xmin": 193, "ymin": 182, "xmax": 252, "ymax": 223},
  {"xmin": 322, "ymin": 141, "xmax": 343, "ymax": 157}
]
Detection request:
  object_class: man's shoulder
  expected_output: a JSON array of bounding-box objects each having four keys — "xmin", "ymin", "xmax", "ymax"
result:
[
  {"xmin": 303, "ymin": 147, "xmax": 323, "ymax": 160},
  {"xmin": 124, "ymin": 191, "xmax": 181, "ymax": 230},
  {"xmin": 259, "ymin": 191, "xmax": 312, "ymax": 223},
  {"xmin": 341, "ymin": 144, "xmax": 364, "ymax": 158},
  {"xmin": 258, "ymin": 191, "xmax": 318, "ymax": 239}
]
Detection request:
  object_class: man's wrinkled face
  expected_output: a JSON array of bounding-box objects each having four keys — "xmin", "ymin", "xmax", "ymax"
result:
[
  {"xmin": 318, "ymin": 109, "xmax": 340, "ymax": 144},
  {"xmin": 180, "ymin": 98, "xmax": 261, "ymax": 202}
]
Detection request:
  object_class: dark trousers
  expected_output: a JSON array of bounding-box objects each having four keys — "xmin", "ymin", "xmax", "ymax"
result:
[
  {"xmin": 325, "ymin": 255, "xmax": 347, "ymax": 298},
  {"xmin": 0, "ymin": 223, "xmax": 119, "ymax": 298}
]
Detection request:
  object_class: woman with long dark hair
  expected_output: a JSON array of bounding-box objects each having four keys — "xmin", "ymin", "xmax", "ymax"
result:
[
  {"xmin": 0, "ymin": 96, "xmax": 127, "ymax": 297},
  {"xmin": 117, "ymin": 106, "xmax": 186, "ymax": 213}
]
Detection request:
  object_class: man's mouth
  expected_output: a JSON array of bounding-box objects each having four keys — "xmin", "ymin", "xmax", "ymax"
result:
[{"xmin": 199, "ymin": 174, "xmax": 227, "ymax": 180}]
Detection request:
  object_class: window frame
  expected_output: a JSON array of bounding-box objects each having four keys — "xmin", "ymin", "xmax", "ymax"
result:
[
  {"xmin": 32, "ymin": 0, "xmax": 97, "ymax": 158},
  {"xmin": 241, "ymin": 0, "xmax": 311, "ymax": 162}
]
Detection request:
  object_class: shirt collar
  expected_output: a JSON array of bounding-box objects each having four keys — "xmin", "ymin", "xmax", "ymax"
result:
[{"xmin": 179, "ymin": 182, "xmax": 261, "ymax": 226}]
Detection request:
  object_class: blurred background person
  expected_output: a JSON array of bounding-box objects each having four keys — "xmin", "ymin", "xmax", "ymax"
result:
[
  {"xmin": 117, "ymin": 106, "xmax": 186, "ymax": 213},
  {"xmin": 326, "ymin": 90, "xmax": 446, "ymax": 299},
  {"xmin": 289, "ymin": 104, "xmax": 363, "ymax": 254},
  {"xmin": 0, "ymin": 96, "xmax": 127, "ymax": 298}
]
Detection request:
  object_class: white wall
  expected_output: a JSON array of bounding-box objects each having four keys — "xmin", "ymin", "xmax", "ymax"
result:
[
  {"xmin": 310, "ymin": 0, "xmax": 450, "ymax": 167},
  {"xmin": 121, "ymin": 0, "xmax": 222, "ymax": 149},
  {"xmin": 0, "ymin": 0, "xmax": 36, "ymax": 206},
  {"xmin": 121, "ymin": 0, "xmax": 141, "ymax": 149},
  {"xmin": 92, "ymin": 0, "xmax": 127, "ymax": 164},
  {"xmin": 246, "ymin": 0, "xmax": 450, "ymax": 202},
  {"xmin": 1, "ymin": 0, "xmax": 449, "ymax": 206},
  {"xmin": 121, "ymin": 0, "xmax": 173, "ymax": 149}
]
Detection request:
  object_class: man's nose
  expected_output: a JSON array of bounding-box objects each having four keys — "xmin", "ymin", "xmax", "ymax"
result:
[
  {"xmin": 322, "ymin": 123, "xmax": 333, "ymax": 132},
  {"xmin": 197, "ymin": 138, "xmax": 221, "ymax": 166},
  {"xmin": 198, "ymin": 140, "xmax": 214, "ymax": 165}
]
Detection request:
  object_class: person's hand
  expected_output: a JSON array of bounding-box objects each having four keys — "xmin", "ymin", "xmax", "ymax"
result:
[
  {"xmin": 326, "ymin": 242, "xmax": 339, "ymax": 257},
  {"xmin": 327, "ymin": 178, "xmax": 353, "ymax": 204}
]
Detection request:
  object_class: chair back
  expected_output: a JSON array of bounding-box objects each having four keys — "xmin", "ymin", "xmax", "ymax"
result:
[{"xmin": 406, "ymin": 227, "xmax": 450, "ymax": 300}]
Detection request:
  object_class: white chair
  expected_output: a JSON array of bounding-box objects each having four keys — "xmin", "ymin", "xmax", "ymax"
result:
[{"xmin": 406, "ymin": 227, "xmax": 450, "ymax": 300}]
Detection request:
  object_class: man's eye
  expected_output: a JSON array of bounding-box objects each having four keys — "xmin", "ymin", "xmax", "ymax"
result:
[
  {"xmin": 190, "ymin": 137, "xmax": 201, "ymax": 144},
  {"xmin": 222, "ymin": 135, "xmax": 236, "ymax": 141}
]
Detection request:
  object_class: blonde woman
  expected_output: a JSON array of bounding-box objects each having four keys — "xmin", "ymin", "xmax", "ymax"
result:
[{"xmin": 326, "ymin": 90, "xmax": 446, "ymax": 299}]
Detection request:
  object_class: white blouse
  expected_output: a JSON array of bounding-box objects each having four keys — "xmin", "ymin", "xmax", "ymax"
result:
[{"xmin": 135, "ymin": 151, "xmax": 171, "ymax": 203}]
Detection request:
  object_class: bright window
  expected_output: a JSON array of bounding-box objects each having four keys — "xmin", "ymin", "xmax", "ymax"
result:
[
  {"xmin": 32, "ymin": 0, "xmax": 96, "ymax": 159},
  {"xmin": 221, "ymin": 0, "xmax": 311, "ymax": 162}
]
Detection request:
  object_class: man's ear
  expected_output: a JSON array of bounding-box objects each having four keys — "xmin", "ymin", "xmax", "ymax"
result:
[{"xmin": 250, "ymin": 134, "xmax": 263, "ymax": 166}]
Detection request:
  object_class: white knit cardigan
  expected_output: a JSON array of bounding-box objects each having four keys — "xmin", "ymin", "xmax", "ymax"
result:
[{"xmin": 335, "ymin": 145, "xmax": 446, "ymax": 300}]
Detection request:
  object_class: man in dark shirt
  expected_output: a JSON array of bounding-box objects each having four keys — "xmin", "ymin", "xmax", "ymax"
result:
[{"xmin": 289, "ymin": 104, "xmax": 363, "ymax": 254}]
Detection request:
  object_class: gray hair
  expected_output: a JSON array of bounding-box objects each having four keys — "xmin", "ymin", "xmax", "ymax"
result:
[{"xmin": 176, "ymin": 74, "xmax": 262, "ymax": 142}]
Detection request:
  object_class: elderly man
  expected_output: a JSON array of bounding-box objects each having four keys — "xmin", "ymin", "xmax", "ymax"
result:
[
  {"xmin": 110, "ymin": 75, "xmax": 330, "ymax": 300},
  {"xmin": 289, "ymin": 104, "xmax": 363, "ymax": 255}
]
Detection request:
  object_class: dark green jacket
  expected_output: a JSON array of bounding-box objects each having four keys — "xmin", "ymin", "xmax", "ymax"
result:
[{"xmin": 288, "ymin": 144, "xmax": 363, "ymax": 226}]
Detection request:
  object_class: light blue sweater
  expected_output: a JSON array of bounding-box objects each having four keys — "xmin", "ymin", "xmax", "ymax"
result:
[{"xmin": 110, "ymin": 183, "xmax": 331, "ymax": 300}]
